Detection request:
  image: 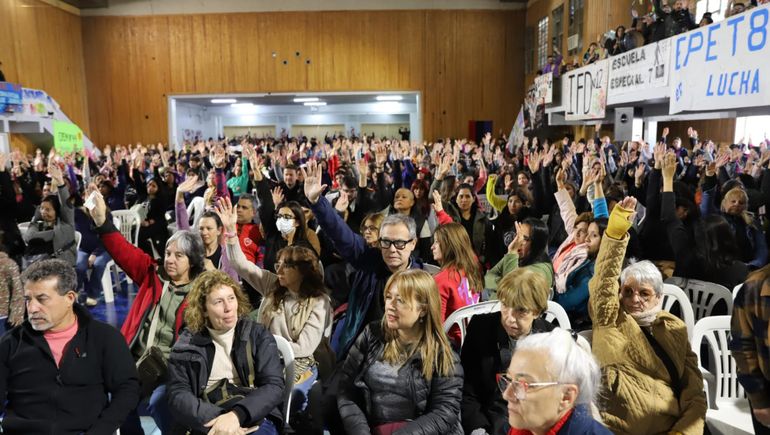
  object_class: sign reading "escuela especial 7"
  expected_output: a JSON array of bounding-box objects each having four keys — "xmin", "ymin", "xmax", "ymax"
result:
[{"xmin": 669, "ymin": 3, "xmax": 770, "ymax": 114}]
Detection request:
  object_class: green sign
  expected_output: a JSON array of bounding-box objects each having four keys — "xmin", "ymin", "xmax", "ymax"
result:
[{"xmin": 53, "ymin": 121, "xmax": 83, "ymax": 153}]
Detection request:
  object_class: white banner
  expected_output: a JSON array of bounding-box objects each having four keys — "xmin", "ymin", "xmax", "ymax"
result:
[
  {"xmin": 608, "ymin": 39, "xmax": 670, "ymax": 104},
  {"xmin": 669, "ymin": 4, "xmax": 770, "ymax": 114},
  {"xmin": 534, "ymin": 73, "xmax": 553, "ymax": 104},
  {"xmin": 564, "ymin": 59, "xmax": 609, "ymax": 121},
  {"xmin": 21, "ymin": 88, "xmax": 56, "ymax": 117}
]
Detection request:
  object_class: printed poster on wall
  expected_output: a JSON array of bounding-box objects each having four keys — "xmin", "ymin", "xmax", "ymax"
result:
[
  {"xmin": 608, "ymin": 39, "xmax": 671, "ymax": 104},
  {"xmin": 534, "ymin": 72, "xmax": 553, "ymax": 104},
  {"xmin": 669, "ymin": 3, "xmax": 770, "ymax": 114},
  {"xmin": 565, "ymin": 59, "xmax": 609, "ymax": 121},
  {"xmin": 22, "ymin": 88, "xmax": 56, "ymax": 117}
]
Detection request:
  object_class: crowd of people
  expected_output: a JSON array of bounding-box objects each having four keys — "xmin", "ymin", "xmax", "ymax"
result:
[
  {"xmin": 541, "ymin": 0, "xmax": 767, "ymax": 78},
  {"xmin": 1, "ymin": 117, "xmax": 770, "ymax": 435}
]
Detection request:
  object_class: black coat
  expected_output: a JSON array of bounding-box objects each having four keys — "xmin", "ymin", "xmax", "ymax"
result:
[
  {"xmin": 0, "ymin": 304, "xmax": 140, "ymax": 435},
  {"xmin": 166, "ymin": 318, "xmax": 285, "ymax": 434},
  {"xmin": 338, "ymin": 321, "xmax": 464, "ymax": 435},
  {"xmin": 460, "ymin": 312, "xmax": 555, "ymax": 435}
]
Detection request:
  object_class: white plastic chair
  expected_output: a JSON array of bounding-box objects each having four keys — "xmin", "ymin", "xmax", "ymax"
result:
[
  {"xmin": 661, "ymin": 283, "xmax": 696, "ymax": 340},
  {"xmin": 111, "ymin": 210, "xmax": 141, "ymax": 245},
  {"xmin": 544, "ymin": 300, "xmax": 571, "ymax": 330},
  {"xmin": 665, "ymin": 277, "xmax": 733, "ymax": 321},
  {"xmin": 422, "ymin": 263, "xmax": 441, "ymax": 276},
  {"xmin": 690, "ymin": 316, "xmax": 753, "ymax": 435},
  {"xmin": 74, "ymin": 231, "xmax": 82, "ymax": 251},
  {"xmin": 733, "ymin": 283, "xmax": 743, "ymax": 301},
  {"xmin": 17, "ymin": 221, "xmax": 30, "ymax": 234},
  {"xmin": 443, "ymin": 300, "xmax": 501, "ymax": 346},
  {"xmin": 578, "ymin": 329, "xmax": 593, "ymax": 346},
  {"xmin": 187, "ymin": 196, "xmax": 205, "ymax": 228},
  {"xmin": 273, "ymin": 335, "xmax": 295, "ymax": 428}
]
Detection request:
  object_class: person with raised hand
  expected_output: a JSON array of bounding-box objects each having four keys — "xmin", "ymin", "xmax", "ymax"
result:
[
  {"xmin": 484, "ymin": 218, "xmax": 553, "ymax": 297},
  {"xmin": 23, "ymin": 159, "xmax": 77, "ymax": 266},
  {"xmin": 588, "ymin": 197, "xmax": 706, "ymax": 435},
  {"xmin": 174, "ymin": 176, "xmax": 238, "ymax": 281},
  {"xmin": 86, "ymin": 182, "xmax": 207, "ymax": 433}
]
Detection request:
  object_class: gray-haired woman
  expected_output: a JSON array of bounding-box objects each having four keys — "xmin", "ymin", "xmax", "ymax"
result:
[
  {"xmin": 500, "ymin": 328, "xmax": 610, "ymax": 434},
  {"xmin": 86, "ymin": 184, "xmax": 206, "ymax": 434}
]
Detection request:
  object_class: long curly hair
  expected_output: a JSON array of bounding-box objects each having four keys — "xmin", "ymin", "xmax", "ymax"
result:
[
  {"xmin": 184, "ymin": 270, "xmax": 252, "ymax": 333},
  {"xmin": 268, "ymin": 246, "xmax": 327, "ymax": 313}
]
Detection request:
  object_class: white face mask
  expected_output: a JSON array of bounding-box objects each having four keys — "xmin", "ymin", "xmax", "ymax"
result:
[{"xmin": 276, "ymin": 217, "xmax": 295, "ymax": 236}]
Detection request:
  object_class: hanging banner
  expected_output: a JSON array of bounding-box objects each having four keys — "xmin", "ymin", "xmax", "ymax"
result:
[
  {"xmin": 22, "ymin": 88, "xmax": 56, "ymax": 117},
  {"xmin": 534, "ymin": 72, "xmax": 553, "ymax": 104},
  {"xmin": 0, "ymin": 82, "xmax": 23, "ymax": 113},
  {"xmin": 565, "ymin": 59, "xmax": 609, "ymax": 121},
  {"xmin": 669, "ymin": 4, "xmax": 770, "ymax": 114},
  {"xmin": 608, "ymin": 39, "xmax": 671, "ymax": 105},
  {"xmin": 507, "ymin": 105, "xmax": 526, "ymax": 153},
  {"xmin": 53, "ymin": 121, "xmax": 83, "ymax": 153}
]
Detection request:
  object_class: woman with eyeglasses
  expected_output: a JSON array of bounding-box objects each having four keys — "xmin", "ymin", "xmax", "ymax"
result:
[
  {"xmin": 216, "ymin": 197, "xmax": 332, "ymax": 414},
  {"xmin": 589, "ymin": 197, "xmax": 705, "ymax": 435},
  {"xmin": 484, "ymin": 218, "xmax": 553, "ymax": 298},
  {"xmin": 500, "ymin": 328, "xmax": 610, "ymax": 434},
  {"xmin": 461, "ymin": 267, "xmax": 554, "ymax": 435},
  {"xmin": 360, "ymin": 213, "xmax": 385, "ymax": 248},
  {"xmin": 338, "ymin": 269, "xmax": 464, "ymax": 435}
]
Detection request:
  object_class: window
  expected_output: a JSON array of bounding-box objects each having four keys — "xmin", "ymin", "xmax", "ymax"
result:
[
  {"xmin": 697, "ymin": 0, "xmax": 728, "ymax": 22},
  {"xmin": 537, "ymin": 16, "xmax": 549, "ymax": 70},
  {"xmin": 735, "ymin": 116, "xmax": 770, "ymax": 144},
  {"xmin": 552, "ymin": 5, "xmax": 564, "ymax": 55},
  {"xmin": 525, "ymin": 26, "xmax": 535, "ymax": 74},
  {"xmin": 568, "ymin": 0, "xmax": 584, "ymax": 55}
]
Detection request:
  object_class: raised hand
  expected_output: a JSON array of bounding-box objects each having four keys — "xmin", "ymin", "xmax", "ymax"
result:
[
  {"xmin": 507, "ymin": 222, "xmax": 526, "ymax": 254},
  {"xmin": 48, "ymin": 161, "xmax": 64, "ymax": 187},
  {"xmin": 374, "ymin": 143, "xmax": 388, "ymax": 167},
  {"xmin": 177, "ymin": 175, "xmax": 199, "ymax": 193},
  {"xmin": 653, "ymin": 142, "xmax": 666, "ymax": 169},
  {"xmin": 437, "ymin": 153, "xmax": 453, "ymax": 180},
  {"xmin": 85, "ymin": 183, "xmax": 107, "ymax": 226},
  {"xmin": 335, "ymin": 190, "xmax": 350, "ymax": 213},
  {"xmin": 555, "ymin": 168, "xmax": 567, "ymax": 190},
  {"xmin": 542, "ymin": 146, "xmax": 556, "ymax": 167},
  {"xmin": 432, "ymin": 190, "xmax": 444, "ymax": 213},
  {"xmin": 212, "ymin": 146, "xmax": 227, "ymax": 168},
  {"xmin": 271, "ymin": 186, "xmax": 285, "ymax": 206},
  {"xmin": 302, "ymin": 160, "xmax": 327, "ymax": 204},
  {"xmin": 214, "ymin": 196, "xmax": 238, "ymax": 234},
  {"xmin": 662, "ymin": 127, "xmax": 669, "ymax": 138},
  {"xmin": 661, "ymin": 152, "xmax": 677, "ymax": 181},
  {"xmin": 528, "ymin": 150, "xmax": 542, "ymax": 173}
]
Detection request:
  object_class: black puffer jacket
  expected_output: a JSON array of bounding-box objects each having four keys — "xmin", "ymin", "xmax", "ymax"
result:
[
  {"xmin": 337, "ymin": 321, "xmax": 464, "ymax": 435},
  {"xmin": 166, "ymin": 318, "xmax": 285, "ymax": 434}
]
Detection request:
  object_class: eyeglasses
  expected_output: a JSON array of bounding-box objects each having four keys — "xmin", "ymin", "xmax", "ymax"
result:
[
  {"xmin": 378, "ymin": 238, "xmax": 413, "ymax": 250},
  {"xmin": 274, "ymin": 261, "xmax": 297, "ymax": 271},
  {"xmin": 620, "ymin": 287, "xmax": 656, "ymax": 302},
  {"xmin": 363, "ymin": 225, "xmax": 378, "ymax": 233},
  {"xmin": 276, "ymin": 214, "xmax": 295, "ymax": 220},
  {"xmin": 496, "ymin": 374, "xmax": 565, "ymax": 400}
]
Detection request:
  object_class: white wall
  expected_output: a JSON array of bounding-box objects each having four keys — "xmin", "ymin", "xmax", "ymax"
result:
[{"xmin": 175, "ymin": 102, "xmax": 220, "ymax": 145}]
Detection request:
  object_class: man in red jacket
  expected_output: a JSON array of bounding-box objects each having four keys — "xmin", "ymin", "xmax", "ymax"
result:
[{"xmin": 235, "ymin": 193, "xmax": 264, "ymax": 266}]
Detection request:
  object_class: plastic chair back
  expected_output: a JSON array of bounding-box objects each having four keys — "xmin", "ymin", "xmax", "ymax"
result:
[
  {"xmin": 273, "ymin": 335, "xmax": 295, "ymax": 427},
  {"xmin": 666, "ymin": 277, "xmax": 733, "ymax": 321},
  {"xmin": 544, "ymin": 300, "xmax": 571, "ymax": 330},
  {"xmin": 443, "ymin": 300, "xmax": 501, "ymax": 346},
  {"xmin": 661, "ymin": 283, "xmax": 696, "ymax": 340},
  {"xmin": 111, "ymin": 210, "xmax": 141, "ymax": 245}
]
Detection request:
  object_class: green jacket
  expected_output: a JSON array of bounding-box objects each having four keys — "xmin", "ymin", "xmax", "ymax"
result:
[{"xmin": 484, "ymin": 251, "xmax": 553, "ymax": 299}]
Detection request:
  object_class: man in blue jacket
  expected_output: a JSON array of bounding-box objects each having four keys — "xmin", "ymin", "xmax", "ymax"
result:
[{"xmin": 0, "ymin": 259, "xmax": 139, "ymax": 434}]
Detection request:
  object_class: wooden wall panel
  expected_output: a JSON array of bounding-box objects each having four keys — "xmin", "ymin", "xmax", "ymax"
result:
[
  {"xmin": 0, "ymin": 0, "xmax": 90, "ymax": 134},
  {"xmin": 659, "ymin": 119, "xmax": 737, "ymax": 147},
  {"xmin": 82, "ymin": 9, "xmax": 525, "ymax": 146}
]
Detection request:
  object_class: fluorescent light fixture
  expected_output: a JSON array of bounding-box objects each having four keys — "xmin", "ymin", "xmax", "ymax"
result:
[
  {"xmin": 376, "ymin": 95, "xmax": 403, "ymax": 101},
  {"xmin": 211, "ymin": 98, "xmax": 237, "ymax": 104},
  {"xmin": 294, "ymin": 97, "xmax": 320, "ymax": 103},
  {"xmin": 230, "ymin": 103, "xmax": 255, "ymax": 108},
  {"xmin": 304, "ymin": 102, "xmax": 327, "ymax": 106}
]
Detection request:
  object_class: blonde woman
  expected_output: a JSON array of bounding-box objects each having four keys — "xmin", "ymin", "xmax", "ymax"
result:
[
  {"xmin": 338, "ymin": 269, "xmax": 463, "ymax": 435},
  {"xmin": 215, "ymin": 196, "xmax": 332, "ymax": 412},
  {"xmin": 166, "ymin": 271, "xmax": 285, "ymax": 435}
]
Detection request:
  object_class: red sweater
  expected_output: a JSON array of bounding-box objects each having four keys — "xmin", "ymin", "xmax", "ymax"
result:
[
  {"xmin": 434, "ymin": 266, "xmax": 480, "ymax": 344},
  {"xmin": 237, "ymin": 222, "xmax": 264, "ymax": 266}
]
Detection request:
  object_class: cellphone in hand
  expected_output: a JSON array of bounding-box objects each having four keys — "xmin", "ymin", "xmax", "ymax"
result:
[{"xmin": 84, "ymin": 191, "xmax": 99, "ymax": 211}]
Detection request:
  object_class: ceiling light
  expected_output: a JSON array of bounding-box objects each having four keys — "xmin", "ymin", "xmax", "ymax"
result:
[
  {"xmin": 376, "ymin": 95, "xmax": 403, "ymax": 101},
  {"xmin": 304, "ymin": 102, "xmax": 327, "ymax": 106},
  {"xmin": 211, "ymin": 98, "xmax": 237, "ymax": 104},
  {"xmin": 294, "ymin": 97, "xmax": 320, "ymax": 103},
  {"xmin": 230, "ymin": 103, "xmax": 255, "ymax": 108}
]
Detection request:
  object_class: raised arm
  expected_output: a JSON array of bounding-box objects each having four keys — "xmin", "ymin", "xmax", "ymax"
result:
[{"xmin": 588, "ymin": 197, "xmax": 636, "ymax": 328}]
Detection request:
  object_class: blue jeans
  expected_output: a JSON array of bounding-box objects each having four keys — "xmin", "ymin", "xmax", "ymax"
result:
[
  {"xmin": 76, "ymin": 250, "xmax": 112, "ymax": 299},
  {"xmin": 120, "ymin": 383, "xmax": 173, "ymax": 435},
  {"xmin": 255, "ymin": 418, "xmax": 278, "ymax": 435},
  {"xmin": 291, "ymin": 365, "xmax": 318, "ymax": 413}
]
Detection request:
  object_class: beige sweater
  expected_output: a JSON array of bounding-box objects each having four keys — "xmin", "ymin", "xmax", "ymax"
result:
[{"xmin": 225, "ymin": 238, "xmax": 332, "ymax": 358}]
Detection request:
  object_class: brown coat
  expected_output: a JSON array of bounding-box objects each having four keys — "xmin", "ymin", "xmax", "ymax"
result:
[
  {"xmin": 589, "ymin": 234, "xmax": 706, "ymax": 435},
  {"xmin": 0, "ymin": 252, "xmax": 23, "ymax": 326}
]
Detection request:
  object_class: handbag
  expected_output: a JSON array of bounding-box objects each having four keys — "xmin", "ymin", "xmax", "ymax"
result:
[{"xmin": 136, "ymin": 345, "xmax": 167, "ymax": 399}]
